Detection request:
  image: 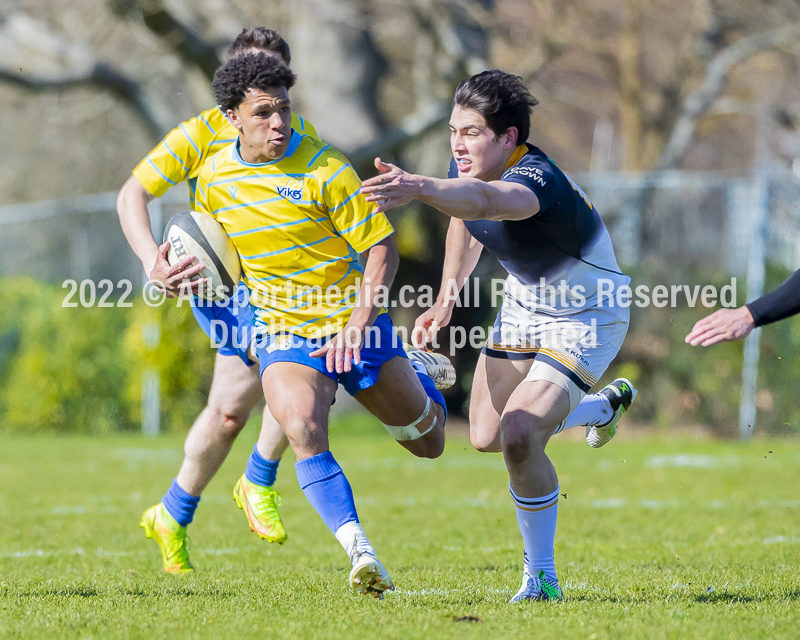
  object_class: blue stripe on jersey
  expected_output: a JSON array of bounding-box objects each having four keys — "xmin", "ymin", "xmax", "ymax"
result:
[
  {"xmin": 240, "ymin": 236, "xmax": 333, "ymax": 261},
  {"xmin": 194, "ymin": 179, "xmax": 206, "ymax": 201},
  {"xmin": 249, "ymin": 257, "xmax": 341, "ymax": 284},
  {"xmin": 307, "ymin": 145, "xmax": 331, "ymax": 168},
  {"xmin": 330, "ymin": 189, "xmax": 361, "ymax": 213},
  {"xmin": 162, "ymin": 141, "xmax": 190, "ymax": 174},
  {"xmin": 297, "ymin": 114, "xmax": 306, "ymax": 131},
  {"xmin": 146, "ymin": 157, "xmax": 178, "ymax": 185},
  {"xmin": 211, "ymin": 196, "xmax": 283, "ymax": 215},
  {"xmin": 212, "ymin": 138, "xmax": 238, "ymax": 144},
  {"xmin": 199, "ymin": 114, "xmax": 215, "ymax": 135},
  {"xmin": 321, "ymin": 164, "xmax": 351, "ymax": 193},
  {"xmin": 209, "ymin": 173, "xmax": 314, "ymax": 188},
  {"xmin": 227, "ymin": 216, "xmax": 328, "ymax": 238},
  {"xmin": 337, "ymin": 208, "xmax": 381, "ymax": 234},
  {"xmin": 292, "ymin": 303, "xmax": 353, "ymax": 330},
  {"xmin": 179, "ymin": 124, "xmax": 201, "ymax": 155}
]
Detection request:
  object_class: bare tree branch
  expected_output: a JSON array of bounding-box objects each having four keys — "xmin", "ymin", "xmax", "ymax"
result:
[
  {"xmin": 0, "ymin": 65, "xmax": 170, "ymax": 139},
  {"xmin": 109, "ymin": 0, "xmax": 224, "ymax": 80},
  {"xmin": 0, "ymin": 12, "xmax": 170, "ymax": 139},
  {"xmin": 656, "ymin": 22, "xmax": 800, "ymax": 170},
  {"xmin": 349, "ymin": 104, "xmax": 451, "ymax": 176}
]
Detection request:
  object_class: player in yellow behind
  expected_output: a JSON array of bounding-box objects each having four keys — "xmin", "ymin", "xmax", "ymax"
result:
[{"xmin": 118, "ymin": 28, "xmax": 316, "ymax": 574}]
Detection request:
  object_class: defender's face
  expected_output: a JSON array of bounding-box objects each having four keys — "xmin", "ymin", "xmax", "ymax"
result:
[
  {"xmin": 449, "ymin": 105, "xmax": 516, "ymax": 181},
  {"xmin": 229, "ymin": 86, "xmax": 292, "ymax": 161}
]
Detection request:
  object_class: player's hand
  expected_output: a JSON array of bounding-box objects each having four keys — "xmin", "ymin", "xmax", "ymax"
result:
[
  {"xmin": 360, "ymin": 157, "xmax": 421, "ymax": 213},
  {"xmin": 310, "ymin": 324, "xmax": 364, "ymax": 374},
  {"xmin": 148, "ymin": 241, "xmax": 208, "ymax": 298},
  {"xmin": 685, "ymin": 306, "xmax": 755, "ymax": 347},
  {"xmin": 413, "ymin": 303, "xmax": 453, "ymax": 348}
]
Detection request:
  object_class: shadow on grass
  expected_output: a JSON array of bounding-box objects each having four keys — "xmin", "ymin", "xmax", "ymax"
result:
[
  {"xmin": 563, "ymin": 590, "xmax": 800, "ymax": 605},
  {"xmin": 13, "ymin": 586, "xmax": 239, "ymax": 599},
  {"xmin": 692, "ymin": 590, "xmax": 800, "ymax": 604}
]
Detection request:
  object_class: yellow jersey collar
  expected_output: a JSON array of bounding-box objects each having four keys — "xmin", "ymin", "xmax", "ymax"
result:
[{"xmin": 505, "ymin": 144, "xmax": 528, "ymax": 172}]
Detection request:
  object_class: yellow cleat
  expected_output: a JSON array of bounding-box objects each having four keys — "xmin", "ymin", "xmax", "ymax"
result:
[
  {"xmin": 139, "ymin": 503, "xmax": 194, "ymax": 574},
  {"xmin": 233, "ymin": 474, "xmax": 287, "ymax": 544}
]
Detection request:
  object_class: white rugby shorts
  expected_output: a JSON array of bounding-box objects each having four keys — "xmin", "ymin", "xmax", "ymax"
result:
[{"xmin": 484, "ymin": 283, "xmax": 629, "ymax": 411}]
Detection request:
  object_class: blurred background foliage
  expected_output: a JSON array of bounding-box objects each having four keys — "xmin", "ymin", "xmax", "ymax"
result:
[{"xmin": 1, "ymin": 271, "xmax": 799, "ymax": 435}]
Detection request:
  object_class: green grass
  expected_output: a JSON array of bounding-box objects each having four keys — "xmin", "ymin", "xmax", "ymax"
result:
[{"xmin": 1, "ymin": 419, "xmax": 799, "ymax": 639}]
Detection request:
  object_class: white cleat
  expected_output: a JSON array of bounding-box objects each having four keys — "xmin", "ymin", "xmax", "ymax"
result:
[
  {"xmin": 510, "ymin": 570, "xmax": 563, "ymax": 603},
  {"xmin": 349, "ymin": 550, "xmax": 394, "ymax": 599},
  {"xmin": 403, "ymin": 344, "xmax": 456, "ymax": 390},
  {"xmin": 586, "ymin": 378, "xmax": 638, "ymax": 449}
]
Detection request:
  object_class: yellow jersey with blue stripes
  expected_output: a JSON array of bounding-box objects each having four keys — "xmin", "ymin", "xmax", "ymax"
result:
[
  {"xmin": 194, "ymin": 131, "xmax": 394, "ymax": 338},
  {"xmin": 133, "ymin": 106, "xmax": 317, "ymax": 204}
]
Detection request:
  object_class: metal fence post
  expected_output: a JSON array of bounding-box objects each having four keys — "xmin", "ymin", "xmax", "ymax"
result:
[
  {"xmin": 141, "ymin": 320, "xmax": 161, "ymax": 437},
  {"xmin": 738, "ymin": 176, "xmax": 768, "ymax": 439},
  {"xmin": 141, "ymin": 199, "xmax": 164, "ymax": 437}
]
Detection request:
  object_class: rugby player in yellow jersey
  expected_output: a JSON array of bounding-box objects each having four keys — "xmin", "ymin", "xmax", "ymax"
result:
[
  {"xmin": 116, "ymin": 29, "xmax": 317, "ymax": 574},
  {"xmin": 193, "ymin": 53, "xmax": 451, "ymax": 597}
]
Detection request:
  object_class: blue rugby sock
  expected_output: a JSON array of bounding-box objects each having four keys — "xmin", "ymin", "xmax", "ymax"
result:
[
  {"xmin": 410, "ymin": 361, "xmax": 447, "ymax": 422},
  {"xmin": 295, "ymin": 452, "xmax": 359, "ymax": 534},
  {"xmin": 161, "ymin": 479, "xmax": 201, "ymax": 527},
  {"xmin": 245, "ymin": 444, "xmax": 280, "ymax": 487}
]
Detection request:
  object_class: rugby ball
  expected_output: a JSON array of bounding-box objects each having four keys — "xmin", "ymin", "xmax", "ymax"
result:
[{"xmin": 163, "ymin": 210, "xmax": 241, "ymax": 302}]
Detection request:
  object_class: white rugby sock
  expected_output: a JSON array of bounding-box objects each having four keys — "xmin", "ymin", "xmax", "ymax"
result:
[
  {"xmin": 334, "ymin": 521, "xmax": 376, "ymax": 562},
  {"xmin": 553, "ymin": 393, "xmax": 613, "ymax": 434},
  {"xmin": 510, "ymin": 484, "xmax": 559, "ymax": 581}
]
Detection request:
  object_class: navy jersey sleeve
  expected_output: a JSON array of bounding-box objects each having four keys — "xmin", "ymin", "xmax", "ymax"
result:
[
  {"xmin": 447, "ymin": 157, "xmax": 458, "ymax": 179},
  {"xmin": 501, "ymin": 156, "xmax": 563, "ymax": 212},
  {"xmin": 746, "ymin": 269, "xmax": 800, "ymax": 327}
]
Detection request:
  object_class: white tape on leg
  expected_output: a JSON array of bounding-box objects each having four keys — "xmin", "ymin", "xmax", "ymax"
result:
[{"xmin": 383, "ymin": 397, "xmax": 437, "ymax": 441}]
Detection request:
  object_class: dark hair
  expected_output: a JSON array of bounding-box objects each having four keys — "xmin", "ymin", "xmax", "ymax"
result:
[
  {"xmin": 227, "ymin": 28, "xmax": 291, "ymax": 64},
  {"xmin": 453, "ymin": 70, "xmax": 538, "ymax": 143},
  {"xmin": 212, "ymin": 53, "xmax": 297, "ymax": 112}
]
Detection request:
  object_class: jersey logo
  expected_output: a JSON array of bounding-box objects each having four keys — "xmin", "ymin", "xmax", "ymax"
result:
[
  {"xmin": 277, "ymin": 177, "xmax": 304, "ymax": 202},
  {"xmin": 228, "ymin": 185, "xmax": 239, "ymax": 199},
  {"xmin": 266, "ymin": 334, "xmax": 294, "ymax": 354},
  {"xmin": 504, "ymin": 165, "xmax": 547, "ymax": 187}
]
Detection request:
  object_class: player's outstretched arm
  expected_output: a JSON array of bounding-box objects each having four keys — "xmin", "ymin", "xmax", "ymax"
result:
[
  {"xmin": 414, "ymin": 219, "xmax": 483, "ymax": 348},
  {"xmin": 361, "ymin": 158, "xmax": 540, "ymax": 222},
  {"xmin": 116, "ymin": 175, "xmax": 207, "ymax": 296},
  {"xmin": 311, "ymin": 236, "xmax": 400, "ymax": 374},
  {"xmin": 684, "ymin": 306, "xmax": 755, "ymax": 347},
  {"xmin": 686, "ymin": 268, "xmax": 800, "ymax": 346}
]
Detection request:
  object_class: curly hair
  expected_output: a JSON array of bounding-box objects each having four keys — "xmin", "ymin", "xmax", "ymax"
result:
[
  {"xmin": 212, "ymin": 53, "xmax": 297, "ymax": 112},
  {"xmin": 227, "ymin": 28, "xmax": 290, "ymax": 64},
  {"xmin": 453, "ymin": 70, "xmax": 539, "ymax": 143}
]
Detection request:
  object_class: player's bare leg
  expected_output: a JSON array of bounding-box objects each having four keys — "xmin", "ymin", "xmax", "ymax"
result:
[
  {"xmin": 500, "ymin": 379, "xmax": 570, "ymax": 602},
  {"xmin": 232, "ymin": 396, "xmax": 291, "ymax": 543},
  {"xmin": 262, "ymin": 362, "xmax": 393, "ymax": 597},
  {"xmin": 354, "ymin": 355, "xmax": 446, "ymax": 460},
  {"xmin": 142, "ymin": 352, "xmax": 290, "ymax": 571},
  {"xmin": 468, "ymin": 353, "xmax": 531, "ymax": 453},
  {"xmin": 177, "ymin": 353, "xmax": 264, "ymax": 494}
]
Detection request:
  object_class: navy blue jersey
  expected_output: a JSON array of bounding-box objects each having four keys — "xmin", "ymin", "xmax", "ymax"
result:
[{"xmin": 449, "ymin": 144, "xmax": 628, "ymax": 312}]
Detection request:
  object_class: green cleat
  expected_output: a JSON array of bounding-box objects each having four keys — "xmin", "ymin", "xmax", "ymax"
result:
[
  {"xmin": 233, "ymin": 474, "xmax": 287, "ymax": 544},
  {"xmin": 586, "ymin": 377, "xmax": 638, "ymax": 448},
  {"xmin": 140, "ymin": 503, "xmax": 194, "ymax": 574},
  {"xmin": 510, "ymin": 570, "xmax": 563, "ymax": 603}
]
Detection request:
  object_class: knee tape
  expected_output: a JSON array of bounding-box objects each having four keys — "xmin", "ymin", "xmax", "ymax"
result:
[{"xmin": 383, "ymin": 397, "xmax": 437, "ymax": 441}]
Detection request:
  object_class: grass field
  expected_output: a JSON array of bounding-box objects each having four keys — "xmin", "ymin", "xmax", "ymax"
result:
[{"xmin": 1, "ymin": 417, "xmax": 799, "ymax": 639}]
